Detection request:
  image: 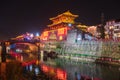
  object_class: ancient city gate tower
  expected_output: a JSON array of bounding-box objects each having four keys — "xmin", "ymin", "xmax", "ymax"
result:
[{"xmin": 40, "ymin": 11, "xmax": 78, "ymax": 49}]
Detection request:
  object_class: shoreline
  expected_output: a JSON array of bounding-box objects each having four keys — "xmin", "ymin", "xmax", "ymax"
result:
[{"xmin": 58, "ymin": 55, "xmax": 120, "ymax": 66}]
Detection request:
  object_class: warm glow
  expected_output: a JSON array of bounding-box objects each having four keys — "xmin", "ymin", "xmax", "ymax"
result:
[
  {"xmin": 49, "ymin": 66, "xmax": 55, "ymax": 75},
  {"xmin": 59, "ymin": 36, "xmax": 63, "ymax": 40},
  {"xmin": 58, "ymin": 28, "xmax": 65, "ymax": 35},
  {"xmin": 41, "ymin": 65, "xmax": 49, "ymax": 73},
  {"xmin": 49, "ymin": 32, "xmax": 57, "ymax": 40},
  {"xmin": 57, "ymin": 27, "xmax": 67, "ymax": 36},
  {"xmin": 56, "ymin": 68, "xmax": 67, "ymax": 80},
  {"xmin": 109, "ymin": 26, "xmax": 114, "ymax": 29},
  {"xmin": 43, "ymin": 31, "xmax": 48, "ymax": 37},
  {"xmin": 21, "ymin": 60, "xmax": 36, "ymax": 66},
  {"xmin": 42, "ymin": 37, "xmax": 48, "ymax": 40},
  {"xmin": 87, "ymin": 26, "xmax": 97, "ymax": 35},
  {"xmin": 40, "ymin": 64, "xmax": 67, "ymax": 80},
  {"xmin": 48, "ymin": 11, "xmax": 78, "ymax": 27},
  {"xmin": 40, "ymin": 31, "xmax": 49, "ymax": 40},
  {"xmin": 5, "ymin": 42, "xmax": 10, "ymax": 46}
]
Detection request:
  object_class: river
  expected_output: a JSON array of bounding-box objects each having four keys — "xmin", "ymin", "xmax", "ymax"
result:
[{"xmin": 42, "ymin": 58, "xmax": 120, "ymax": 80}]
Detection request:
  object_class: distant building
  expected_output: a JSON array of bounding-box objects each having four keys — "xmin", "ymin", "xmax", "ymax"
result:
[
  {"xmin": 87, "ymin": 26, "xmax": 98, "ymax": 38},
  {"xmin": 104, "ymin": 19, "xmax": 120, "ymax": 40},
  {"xmin": 67, "ymin": 24, "xmax": 97, "ymax": 44},
  {"xmin": 10, "ymin": 32, "xmax": 40, "ymax": 42}
]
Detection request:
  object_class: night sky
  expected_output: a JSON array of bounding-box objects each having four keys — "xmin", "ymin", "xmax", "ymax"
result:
[{"xmin": 0, "ymin": 0, "xmax": 120, "ymax": 40}]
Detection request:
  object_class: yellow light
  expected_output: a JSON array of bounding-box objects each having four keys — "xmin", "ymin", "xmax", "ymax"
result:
[
  {"xmin": 48, "ymin": 11, "xmax": 78, "ymax": 27},
  {"xmin": 43, "ymin": 31, "xmax": 48, "ymax": 37},
  {"xmin": 36, "ymin": 60, "xmax": 39, "ymax": 65},
  {"xmin": 58, "ymin": 28, "xmax": 65, "ymax": 35},
  {"xmin": 5, "ymin": 42, "xmax": 10, "ymax": 46},
  {"xmin": 59, "ymin": 36, "xmax": 63, "ymax": 40}
]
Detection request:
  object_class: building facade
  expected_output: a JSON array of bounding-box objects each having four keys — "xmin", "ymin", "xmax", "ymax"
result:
[
  {"xmin": 40, "ymin": 11, "xmax": 93, "ymax": 50},
  {"xmin": 40, "ymin": 11, "xmax": 78, "ymax": 42},
  {"xmin": 104, "ymin": 19, "xmax": 120, "ymax": 40}
]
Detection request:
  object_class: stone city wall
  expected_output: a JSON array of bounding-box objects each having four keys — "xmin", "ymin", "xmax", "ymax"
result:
[{"xmin": 55, "ymin": 41, "xmax": 120, "ymax": 59}]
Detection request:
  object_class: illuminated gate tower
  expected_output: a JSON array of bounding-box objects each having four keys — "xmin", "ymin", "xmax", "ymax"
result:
[{"xmin": 41, "ymin": 11, "xmax": 78, "ymax": 48}]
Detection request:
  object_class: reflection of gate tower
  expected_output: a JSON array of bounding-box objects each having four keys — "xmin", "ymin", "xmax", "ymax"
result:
[{"xmin": 41, "ymin": 11, "xmax": 78, "ymax": 43}]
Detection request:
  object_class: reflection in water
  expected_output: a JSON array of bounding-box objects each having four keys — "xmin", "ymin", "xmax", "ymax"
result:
[
  {"xmin": 22, "ymin": 58, "xmax": 120, "ymax": 80},
  {"xmin": 46, "ymin": 58, "xmax": 120, "ymax": 80},
  {"xmin": 41, "ymin": 64, "xmax": 67, "ymax": 80},
  {"xmin": 35, "ymin": 67, "xmax": 40, "ymax": 75}
]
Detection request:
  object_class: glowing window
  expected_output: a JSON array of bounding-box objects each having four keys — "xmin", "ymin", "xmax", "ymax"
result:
[
  {"xmin": 59, "ymin": 36, "xmax": 63, "ymax": 40},
  {"xmin": 43, "ymin": 31, "xmax": 48, "ymax": 37},
  {"xmin": 58, "ymin": 28, "xmax": 65, "ymax": 35}
]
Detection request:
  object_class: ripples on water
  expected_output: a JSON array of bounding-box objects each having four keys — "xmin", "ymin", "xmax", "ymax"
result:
[
  {"xmin": 21, "ymin": 58, "xmax": 120, "ymax": 80},
  {"xmin": 54, "ymin": 58, "xmax": 120, "ymax": 80}
]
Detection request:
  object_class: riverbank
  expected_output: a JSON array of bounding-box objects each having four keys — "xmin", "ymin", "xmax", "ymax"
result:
[
  {"xmin": 58, "ymin": 55, "xmax": 120, "ymax": 66},
  {"xmin": 95, "ymin": 60, "xmax": 120, "ymax": 67},
  {"xmin": 58, "ymin": 55, "xmax": 95, "ymax": 62}
]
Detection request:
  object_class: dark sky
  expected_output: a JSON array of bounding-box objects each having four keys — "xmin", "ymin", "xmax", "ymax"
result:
[{"xmin": 0, "ymin": 0, "xmax": 120, "ymax": 40}]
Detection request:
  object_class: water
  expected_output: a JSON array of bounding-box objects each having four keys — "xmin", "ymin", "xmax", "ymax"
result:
[
  {"xmin": 6, "ymin": 58, "xmax": 120, "ymax": 80},
  {"xmin": 44, "ymin": 58, "xmax": 120, "ymax": 80}
]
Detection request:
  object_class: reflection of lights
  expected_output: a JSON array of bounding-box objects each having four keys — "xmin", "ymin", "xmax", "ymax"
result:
[
  {"xmin": 41, "ymin": 65, "xmax": 49, "ymax": 73},
  {"xmin": 29, "ymin": 65, "xmax": 33, "ymax": 71},
  {"xmin": 16, "ymin": 49, "xmax": 22, "ymax": 53},
  {"xmin": 26, "ymin": 66, "xmax": 29, "ymax": 70},
  {"xmin": 22, "ymin": 60, "xmax": 36, "ymax": 66},
  {"xmin": 41, "ymin": 64, "xmax": 67, "ymax": 80},
  {"xmin": 56, "ymin": 68, "xmax": 67, "ymax": 80},
  {"xmin": 49, "ymin": 66, "xmax": 55, "ymax": 75},
  {"xmin": 35, "ymin": 67, "xmax": 39, "ymax": 75}
]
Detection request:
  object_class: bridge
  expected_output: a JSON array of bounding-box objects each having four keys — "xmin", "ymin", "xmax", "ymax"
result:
[{"xmin": 0, "ymin": 39, "xmax": 41, "ymax": 65}]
